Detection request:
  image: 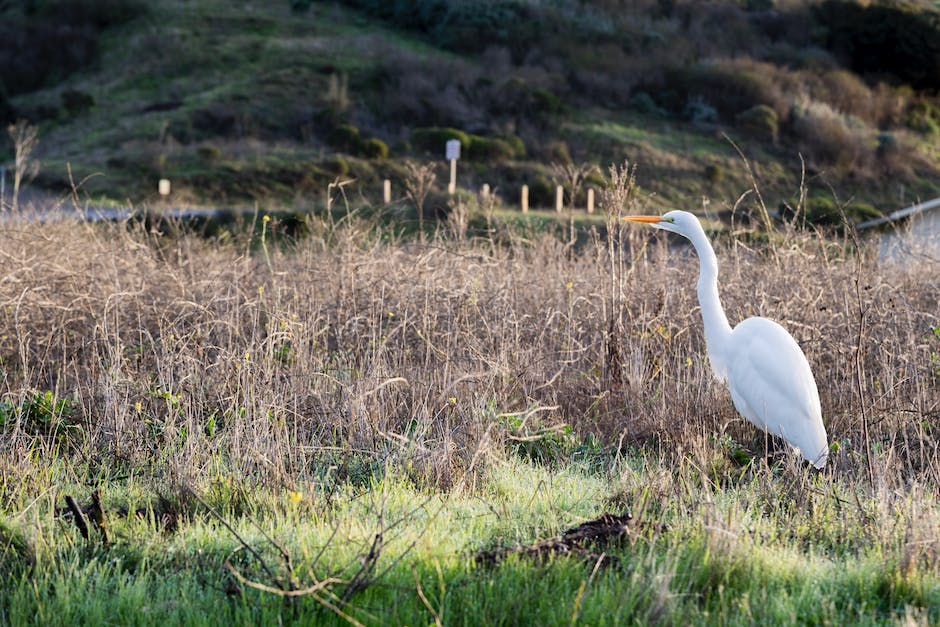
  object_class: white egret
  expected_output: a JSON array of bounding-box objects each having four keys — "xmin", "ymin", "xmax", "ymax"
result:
[{"xmin": 624, "ymin": 211, "xmax": 828, "ymax": 468}]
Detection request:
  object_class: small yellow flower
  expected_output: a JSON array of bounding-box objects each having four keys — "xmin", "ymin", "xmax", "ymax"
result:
[
  {"xmin": 262, "ymin": 214, "xmax": 271, "ymax": 223},
  {"xmin": 448, "ymin": 397, "xmax": 457, "ymax": 405},
  {"xmin": 258, "ymin": 285, "xmax": 264, "ymax": 296},
  {"xmin": 288, "ymin": 490, "xmax": 303, "ymax": 504},
  {"xmin": 566, "ymin": 281, "xmax": 574, "ymax": 289},
  {"xmin": 244, "ymin": 352, "xmax": 251, "ymax": 362},
  {"xmin": 134, "ymin": 401, "xmax": 143, "ymax": 413},
  {"xmin": 387, "ymin": 311, "xmax": 395, "ymax": 318}
]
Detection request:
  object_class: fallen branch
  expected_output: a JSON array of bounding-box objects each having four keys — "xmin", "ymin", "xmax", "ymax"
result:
[{"xmin": 476, "ymin": 512, "xmax": 636, "ymax": 568}]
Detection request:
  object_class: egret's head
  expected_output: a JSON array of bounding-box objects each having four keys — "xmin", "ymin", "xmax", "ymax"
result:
[{"xmin": 623, "ymin": 210, "xmax": 703, "ymax": 239}]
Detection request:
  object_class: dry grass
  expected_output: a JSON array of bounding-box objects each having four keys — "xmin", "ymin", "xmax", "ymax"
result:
[
  {"xmin": 0, "ymin": 195, "xmax": 936, "ymax": 623},
  {"xmin": 0, "ymin": 198, "xmax": 935, "ymax": 499}
]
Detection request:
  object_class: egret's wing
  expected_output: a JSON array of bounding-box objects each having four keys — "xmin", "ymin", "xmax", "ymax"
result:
[{"xmin": 725, "ymin": 317, "xmax": 828, "ymax": 466}]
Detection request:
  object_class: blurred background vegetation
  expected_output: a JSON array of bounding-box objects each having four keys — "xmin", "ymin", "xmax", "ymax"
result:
[{"xmin": 2, "ymin": 0, "xmax": 940, "ymax": 224}]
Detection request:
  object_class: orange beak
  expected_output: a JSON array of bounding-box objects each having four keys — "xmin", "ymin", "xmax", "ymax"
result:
[{"xmin": 623, "ymin": 215, "xmax": 663, "ymax": 224}]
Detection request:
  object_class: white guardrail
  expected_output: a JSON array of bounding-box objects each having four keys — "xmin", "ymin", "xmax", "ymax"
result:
[{"xmin": 856, "ymin": 196, "xmax": 940, "ymax": 230}]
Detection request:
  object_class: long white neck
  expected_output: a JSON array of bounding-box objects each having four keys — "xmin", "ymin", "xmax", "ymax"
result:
[{"xmin": 686, "ymin": 227, "xmax": 733, "ymax": 380}]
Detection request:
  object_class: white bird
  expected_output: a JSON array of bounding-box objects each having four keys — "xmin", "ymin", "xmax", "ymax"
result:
[{"xmin": 624, "ymin": 210, "xmax": 829, "ymax": 468}]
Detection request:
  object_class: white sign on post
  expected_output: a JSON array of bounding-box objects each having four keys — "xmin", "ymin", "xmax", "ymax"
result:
[
  {"xmin": 445, "ymin": 139, "xmax": 461, "ymax": 161},
  {"xmin": 158, "ymin": 179, "xmax": 171, "ymax": 196},
  {"xmin": 446, "ymin": 139, "xmax": 460, "ymax": 195}
]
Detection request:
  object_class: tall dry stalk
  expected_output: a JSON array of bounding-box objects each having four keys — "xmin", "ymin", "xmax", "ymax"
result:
[
  {"xmin": 598, "ymin": 161, "xmax": 638, "ymax": 389},
  {"xmin": 7, "ymin": 120, "xmax": 40, "ymax": 212},
  {"xmin": 404, "ymin": 160, "xmax": 437, "ymax": 238}
]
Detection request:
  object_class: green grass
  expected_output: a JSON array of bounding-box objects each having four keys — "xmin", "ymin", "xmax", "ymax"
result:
[{"xmin": 1, "ymin": 454, "xmax": 936, "ymax": 625}]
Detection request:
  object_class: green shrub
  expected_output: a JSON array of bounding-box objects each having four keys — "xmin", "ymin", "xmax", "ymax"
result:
[
  {"xmin": 323, "ymin": 156, "xmax": 350, "ymax": 176},
  {"xmin": 629, "ymin": 91, "xmax": 667, "ymax": 117},
  {"xmin": 735, "ymin": 104, "xmax": 779, "ymax": 142},
  {"xmin": 331, "ymin": 124, "xmax": 361, "ymax": 152},
  {"xmin": 904, "ymin": 100, "xmax": 940, "ymax": 135},
  {"xmin": 844, "ymin": 201, "xmax": 881, "ymax": 223},
  {"xmin": 790, "ymin": 195, "xmax": 881, "ymax": 227},
  {"xmin": 684, "ymin": 96, "xmax": 718, "ymax": 124},
  {"xmin": 466, "ymin": 135, "xmax": 515, "ymax": 162},
  {"xmin": 359, "ymin": 137, "xmax": 389, "ymax": 159},
  {"xmin": 804, "ymin": 195, "xmax": 841, "ymax": 226},
  {"xmin": 410, "ymin": 127, "xmax": 470, "ymax": 155}
]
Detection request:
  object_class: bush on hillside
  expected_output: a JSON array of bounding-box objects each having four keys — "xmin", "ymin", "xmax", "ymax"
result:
[
  {"xmin": 782, "ymin": 195, "xmax": 882, "ymax": 228},
  {"xmin": 330, "ymin": 124, "xmax": 361, "ymax": 152},
  {"xmin": 790, "ymin": 99, "xmax": 873, "ymax": 172},
  {"xmin": 359, "ymin": 137, "xmax": 389, "ymax": 159},
  {"xmin": 735, "ymin": 104, "xmax": 779, "ymax": 143},
  {"xmin": 629, "ymin": 92, "xmax": 668, "ymax": 117},
  {"xmin": 411, "ymin": 127, "xmax": 470, "ymax": 155},
  {"xmin": 322, "ymin": 156, "xmax": 350, "ymax": 177},
  {"xmin": 466, "ymin": 135, "xmax": 515, "ymax": 162},
  {"xmin": 905, "ymin": 100, "xmax": 940, "ymax": 135}
]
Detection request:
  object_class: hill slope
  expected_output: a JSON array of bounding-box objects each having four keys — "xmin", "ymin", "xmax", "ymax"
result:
[{"xmin": 3, "ymin": 0, "xmax": 940, "ymax": 220}]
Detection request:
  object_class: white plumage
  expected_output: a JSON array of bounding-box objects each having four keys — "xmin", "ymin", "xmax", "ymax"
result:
[{"xmin": 625, "ymin": 210, "xmax": 829, "ymax": 468}]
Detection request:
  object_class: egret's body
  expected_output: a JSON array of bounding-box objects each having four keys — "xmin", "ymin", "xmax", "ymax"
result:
[{"xmin": 625, "ymin": 211, "xmax": 828, "ymax": 468}]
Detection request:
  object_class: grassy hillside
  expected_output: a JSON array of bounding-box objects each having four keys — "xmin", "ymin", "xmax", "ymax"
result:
[{"xmin": 2, "ymin": 0, "xmax": 940, "ymax": 220}]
